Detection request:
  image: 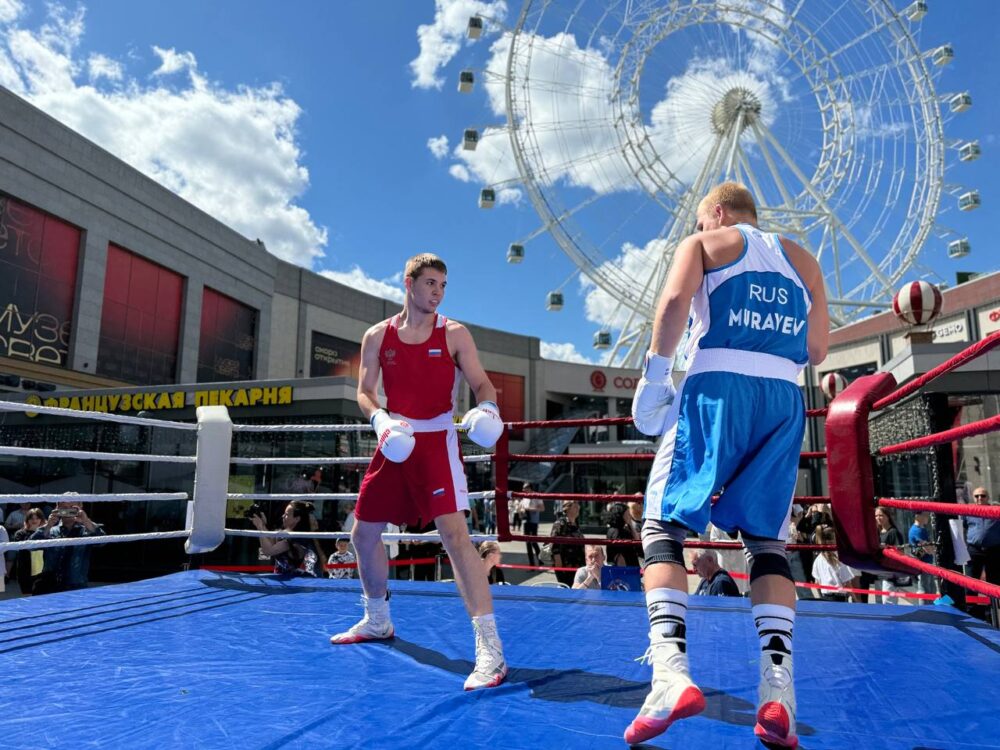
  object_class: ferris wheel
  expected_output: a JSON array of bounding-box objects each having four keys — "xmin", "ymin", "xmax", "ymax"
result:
[{"xmin": 457, "ymin": 0, "xmax": 979, "ymax": 367}]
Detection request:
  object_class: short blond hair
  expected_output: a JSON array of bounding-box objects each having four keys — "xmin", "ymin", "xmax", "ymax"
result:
[
  {"xmin": 404, "ymin": 253, "xmax": 447, "ymax": 281},
  {"xmin": 697, "ymin": 181, "xmax": 757, "ymax": 219}
]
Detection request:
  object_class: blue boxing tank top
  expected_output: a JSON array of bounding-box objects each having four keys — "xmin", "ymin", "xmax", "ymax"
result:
[{"xmin": 680, "ymin": 223, "xmax": 811, "ymax": 382}]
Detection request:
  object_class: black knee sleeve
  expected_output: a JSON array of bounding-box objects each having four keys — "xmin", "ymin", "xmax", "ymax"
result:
[
  {"xmin": 749, "ymin": 552, "xmax": 793, "ymax": 583},
  {"xmin": 643, "ymin": 538, "xmax": 686, "ymax": 569}
]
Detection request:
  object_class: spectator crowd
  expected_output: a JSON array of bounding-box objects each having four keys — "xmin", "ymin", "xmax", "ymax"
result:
[{"xmin": 3, "ymin": 476, "xmax": 996, "ymax": 630}]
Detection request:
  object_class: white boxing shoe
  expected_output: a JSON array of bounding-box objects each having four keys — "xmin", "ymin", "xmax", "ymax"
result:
[
  {"xmin": 624, "ymin": 644, "xmax": 706, "ymax": 745},
  {"xmin": 330, "ymin": 594, "xmax": 394, "ymax": 645},
  {"xmin": 463, "ymin": 617, "xmax": 507, "ymax": 690},
  {"xmin": 754, "ymin": 658, "xmax": 798, "ymax": 749}
]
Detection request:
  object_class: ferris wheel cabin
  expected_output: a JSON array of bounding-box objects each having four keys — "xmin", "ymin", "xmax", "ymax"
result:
[
  {"xmin": 545, "ymin": 292, "xmax": 564, "ymax": 311},
  {"xmin": 931, "ymin": 45, "xmax": 954, "ymax": 66},
  {"xmin": 904, "ymin": 1, "xmax": 928, "ymax": 21},
  {"xmin": 506, "ymin": 243, "xmax": 524, "ymax": 263},
  {"xmin": 948, "ymin": 238, "xmax": 971, "ymax": 259},
  {"xmin": 958, "ymin": 191, "xmax": 981, "ymax": 212},
  {"xmin": 593, "ymin": 330, "xmax": 612, "ymax": 350},
  {"xmin": 463, "ymin": 129, "xmax": 479, "ymax": 151},
  {"xmin": 958, "ymin": 141, "xmax": 981, "ymax": 162},
  {"xmin": 458, "ymin": 70, "xmax": 475, "ymax": 94},
  {"xmin": 949, "ymin": 92, "xmax": 972, "ymax": 113},
  {"xmin": 479, "ymin": 188, "xmax": 496, "ymax": 209},
  {"xmin": 467, "ymin": 16, "xmax": 483, "ymax": 39}
]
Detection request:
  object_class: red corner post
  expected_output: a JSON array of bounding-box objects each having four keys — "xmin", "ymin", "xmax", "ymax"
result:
[
  {"xmin": 494, "ymin": 424, "xmax": 511, "ymax": 542},
  {"xmin": 825, "ymin": 372, "xmax": 906, "ymax": 574}
]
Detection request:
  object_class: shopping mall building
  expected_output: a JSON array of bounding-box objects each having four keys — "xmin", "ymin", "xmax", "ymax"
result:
[{"xmin": 1, "ymin": 86, "xmax": 997, "ymax": 577}]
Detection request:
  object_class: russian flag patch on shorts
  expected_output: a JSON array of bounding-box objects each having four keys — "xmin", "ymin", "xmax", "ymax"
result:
[
  {"xmin": 428, "ymin": 348, "xmax": 442, "ymax": 357},
  {"xmin": 432, "ymin": 487, "xmax": 445, "ymax": 496}
]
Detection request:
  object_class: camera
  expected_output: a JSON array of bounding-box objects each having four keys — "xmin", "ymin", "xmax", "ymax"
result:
[
  {"xmin": 55, "ymin": 507, "xmax": 80, "ymax": 518},
  {"xmin": 242, "ymin": 503, "xmax": 263, "ymax": 520}
]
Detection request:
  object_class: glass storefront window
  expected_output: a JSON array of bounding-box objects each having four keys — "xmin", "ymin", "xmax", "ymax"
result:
[
  {"xmin": 198, "ymin": 288, "xmax": 257, "ymax": 382},
  {"xmin": 99, "ymin": 244, "xmax": 184, "ymax": 385},
  {"xmin": 0, "ymin": 193, "xmax": 80, "ymax": 368},
  {"xmin": 565, "ymin": 395, "xmax": 609, "ymax": 444}
]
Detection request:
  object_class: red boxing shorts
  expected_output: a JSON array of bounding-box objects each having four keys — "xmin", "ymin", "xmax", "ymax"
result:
[{"xmin": 355, "ymin": 422, "xmax": 469, "ymax": 527}]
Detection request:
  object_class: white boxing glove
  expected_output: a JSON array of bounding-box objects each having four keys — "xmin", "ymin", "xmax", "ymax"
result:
[
  {"xmin": 631, "ymin": 351, "xmax": 676, "ymax": 436},
  {"xmin": 371, "ymin": 409, "xmax": 415, "ymax": 463},
  {"xmin": 460, "ymin": 400, "xmax": 503, "ymax": 448}
]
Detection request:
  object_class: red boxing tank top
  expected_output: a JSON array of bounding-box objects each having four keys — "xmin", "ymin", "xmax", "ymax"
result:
[{"xmin": 379, "ymin": 314, "xmax": 457, "ymax": 419}]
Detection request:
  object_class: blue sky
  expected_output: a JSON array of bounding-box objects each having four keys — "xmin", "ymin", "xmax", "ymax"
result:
[{"xmin": 1, "ymin": 0, "xmax": 997, "ymax": 364}]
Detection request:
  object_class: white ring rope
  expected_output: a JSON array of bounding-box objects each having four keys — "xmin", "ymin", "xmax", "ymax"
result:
[
  {"xmin": 0, "ymin": 529, "xmax": 190, "ymax": 552},
  {"xmin": 463, "ymin": 454, "xmax": 494, "ymax": 463},
  {"xmin": 0, "ymin": 405, "xmax": 500, "ymax": 559},
  {"xmin": 229, "ymin": 453, "xmax": 494, "ymax": 466},
  {"xmin": 231, "ymin": 456, "xmax": 372, "ymax": 466},
  {"xmin": 230, "ymin": 492, "xmax": 361, "ymax": 501},
  {"xmin": 232, "ymin": 423, "xmax": 373, "ymax": 433},
  {"xmin": 0, "ymin": 446, "xmax": 196, "ymax": 463},
  {"xmin": 226, "ymin": 491, "xmax": 496, "ymax": 501},
  {"xmin": 0, "ymin": 399, "xmax": 197, "ymax": 430},
  {"xmin": 224, "ymin": 529, "xmax": 499, "ymax": 544},
  {"xmin": 0, "ymin": 493, "xmax": 189, "ymax": 503}
]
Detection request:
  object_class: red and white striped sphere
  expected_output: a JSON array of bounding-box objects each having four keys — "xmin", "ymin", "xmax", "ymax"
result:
[
  {"xmin": 892, "ymin": 281, "xmax": 943, "ymax": 326},
  {"xmin": 820, "ymin": 372, "xmax": 847, "ymax": 400}
]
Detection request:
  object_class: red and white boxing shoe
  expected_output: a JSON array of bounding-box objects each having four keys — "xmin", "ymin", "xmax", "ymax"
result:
[
  {"xmin": 463, "ymin": 617, "xmax": 507, "ymax": 690},
  {"xmin": 329, "ymin": 594, "xmax": 394, "ymax": 645},
  {"xmin": 754, "ymin": 659, "xmax": 798, "ymax": 749},
  {"xmin": 624, "ymin": 644, "xmax": 706, "ymax": 745}
]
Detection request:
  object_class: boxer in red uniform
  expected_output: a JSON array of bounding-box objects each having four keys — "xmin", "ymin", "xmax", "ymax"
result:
[{"xmin": 329, "ymin": 253, "xmax": 507, "ymax": 691}]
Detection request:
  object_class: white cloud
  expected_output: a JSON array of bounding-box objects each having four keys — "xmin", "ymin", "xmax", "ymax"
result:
[
  {"xmin": 540, "ymin": 341, "xmax": 598, "ymax": 364},
  {"xmin": 646, "ymin": 57, "xmax": 777, "ymax": 185},
  {"xmin": 410, "ymin": 0, "xmax": 508, "ymax": 89},
  {"xmin": 438, "ymin": 26, "xmax": 788, "ymax": 324},
  {"xmin": 842, "ymin": 102, "xmax": 909, "ymax": 139},
  {"xmin": 442, "ymin": 29, "xmax": 779, "ymax": 208},
  {"xmin": 320, "ymin": 267, "xmax": 405, "ymax": 303},
  {"xmin": 448, "ymin": 163, "xmax": 470, "ymax": 182},
  {"xmin": 450, "ymin": 124, "xmax": 520, "ymax": 193},
  {"xmin": 497, "ymin": 187, "xmax": 521, "ymax": 205},
  {"xmin": 441, "ymin": 15, "xmax": 793, "ymax": 197},
  {"xmin": 580, "ymin": 238, "xmax": 669, "ymax": 328},
  {"xmin": 152, "ymin": 45, "xmax": 197, "ymax": 77},
  {"xmin": 0, "ymin": 4, "xmax": 327, "ymax": 267},
  {"xmin": 451, "ymin": 32, "xmax": 632, "ymax": 197},
  {"xmin": 87, "ymin": 53, "xmax": 122, "ymax": 82},
  {"xmin": 7, "ymin": 24, "xmax": 78, "ymax": 94},
  {"xmin": 427, "ymin": 134, "xmax": 449, "ymax": 159},
  {"xmin": 0, "ymin": 0, "xmax": 24, "ymax": 25}
]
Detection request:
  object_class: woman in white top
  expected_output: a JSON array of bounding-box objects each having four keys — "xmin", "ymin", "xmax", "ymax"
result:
[{"xmin": 811, "ymin": 525, "xmax": 858, "ymax": 602}]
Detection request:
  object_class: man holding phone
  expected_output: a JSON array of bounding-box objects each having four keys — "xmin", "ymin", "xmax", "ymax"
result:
[{"xmin": 30, "ymin": 502, "xmax": 106, "ymax": 594}]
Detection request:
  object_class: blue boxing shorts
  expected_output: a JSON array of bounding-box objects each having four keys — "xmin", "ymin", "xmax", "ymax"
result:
[{"xmin": 643, "ymin": 370, "xmax": 805, "ymax": 541}]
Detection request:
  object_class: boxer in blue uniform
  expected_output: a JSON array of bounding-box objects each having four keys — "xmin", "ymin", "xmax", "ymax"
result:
[{"xmin": 624, "ymin": 183, "xmax": 829, "ymax": 749}]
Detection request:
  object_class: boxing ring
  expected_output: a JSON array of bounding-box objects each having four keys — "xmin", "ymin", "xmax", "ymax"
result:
[
  {"xmin": 2, "ymin": 335, "xmax": 1000, "ymax": 749},
  {"xmin": 2, "ymin": 570, "xmax": 996, "ymax": 749}
]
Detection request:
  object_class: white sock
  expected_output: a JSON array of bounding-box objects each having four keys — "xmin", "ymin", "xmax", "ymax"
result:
[
  {"xmin": 365, "ymin": 592, "xmax": 390, "ymax": 617},
  {"xmin": 752, "ymin": 603, "xmax": 794, "ymax": 668},
  {"xmin": 646, "ymin": 588, "xmax": 688, "ymax": 652},
  {"xmin": 472, "ymin": 613, "xmax": 500, "ymax": 643}
]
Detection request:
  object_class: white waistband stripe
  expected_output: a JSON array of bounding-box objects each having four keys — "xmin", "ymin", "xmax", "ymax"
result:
[{"xmin": 686, "ymin": 348, "xmax": 802, "ymax": 383}]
